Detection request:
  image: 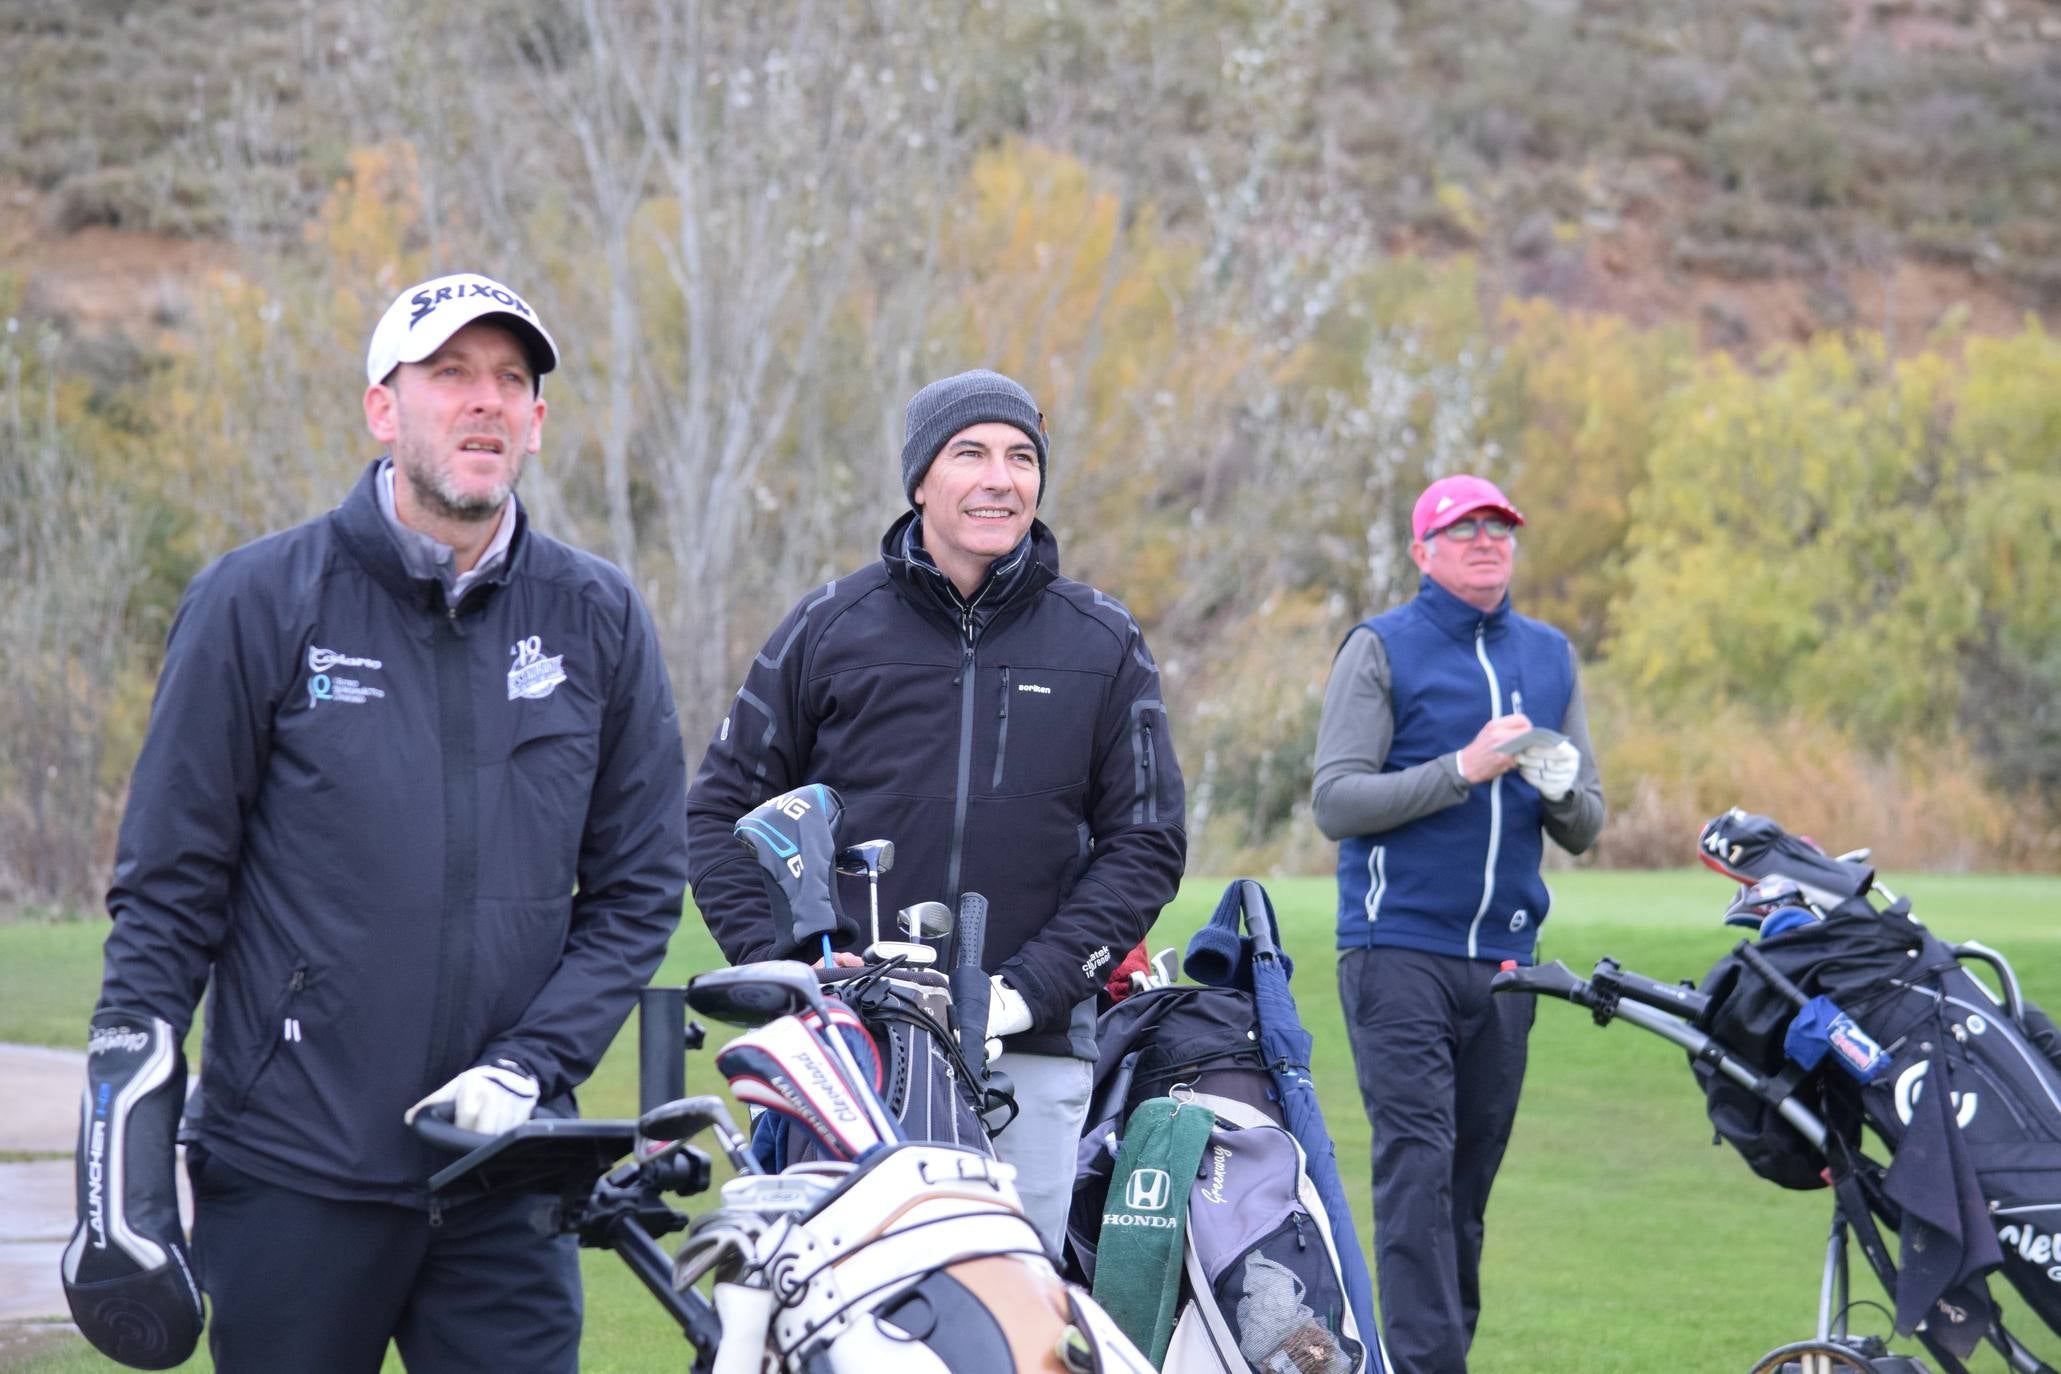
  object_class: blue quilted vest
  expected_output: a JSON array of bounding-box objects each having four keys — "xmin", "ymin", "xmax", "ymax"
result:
[{"xmin": 1333, "ymin": 579, "xmax": 1573, "ymax": 964}]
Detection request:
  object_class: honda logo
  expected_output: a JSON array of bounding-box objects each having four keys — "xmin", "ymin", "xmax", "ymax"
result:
[{"xmin": 1125, "ymin": 1168, "xmax": 1172, "ymax": 1212}]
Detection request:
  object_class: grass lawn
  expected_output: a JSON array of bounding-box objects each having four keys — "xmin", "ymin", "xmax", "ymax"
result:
[{"xmin": 6, "ymin": 868, "xmax": 2061, "ymax": 1371}]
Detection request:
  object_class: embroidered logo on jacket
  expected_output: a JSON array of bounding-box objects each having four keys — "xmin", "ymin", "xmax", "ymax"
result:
[
  {"xmin": 307, "ymin": 645, "xmax": 387, "ymax": 708},
  {"xmin": 507, "ymin": 635, "xmax": 567, "ymax": 701}
]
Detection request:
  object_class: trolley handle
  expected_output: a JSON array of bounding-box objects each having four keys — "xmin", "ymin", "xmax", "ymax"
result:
[
  {"xmin": 1952, "ymin": 940, "xmax": 2028, "ymax": 1030},
  {"xmin": 1489, "ymin": 959, "xmax": 1595, "ymax": 1008}
]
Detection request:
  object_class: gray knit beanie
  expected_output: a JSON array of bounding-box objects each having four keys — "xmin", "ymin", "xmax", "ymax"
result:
[{"xmin": 899, "ymin": 369, "xmax": 1048, "ymax": 506}]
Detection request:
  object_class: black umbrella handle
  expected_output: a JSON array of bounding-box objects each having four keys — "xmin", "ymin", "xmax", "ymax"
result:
[{"xmin": 1239, "ymin": 879, "xmax": 1281, "ymax": 961}]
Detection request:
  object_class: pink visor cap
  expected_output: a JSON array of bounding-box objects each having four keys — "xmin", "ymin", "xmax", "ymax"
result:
[{"xmin": 1411, "ymin": 475, "xmax": 1526, "ymax": 542}]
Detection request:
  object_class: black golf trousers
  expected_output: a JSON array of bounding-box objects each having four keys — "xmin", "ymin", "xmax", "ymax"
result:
[
  {"xmin": 187, "ymin": 1144, "xmax": 581, "ymax": 1373},
  {"xmin": 1339, "ymin": 946, "xmax": 1534, "ymax": 1374}
]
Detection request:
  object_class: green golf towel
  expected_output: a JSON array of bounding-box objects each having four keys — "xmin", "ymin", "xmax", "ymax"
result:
[{"xmin": 1091, "ymin": 1096, "xmax": 1218, "ymax": 1365}]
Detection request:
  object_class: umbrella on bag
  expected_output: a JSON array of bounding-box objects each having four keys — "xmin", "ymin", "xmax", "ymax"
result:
[{"xmin": 1183, "ymin": 878, "xmax": 1385, "ymax": 1374}]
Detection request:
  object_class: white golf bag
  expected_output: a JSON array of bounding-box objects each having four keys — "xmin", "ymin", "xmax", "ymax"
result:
[{"xmin": 679, "ymin": 1141, "xmax": 1153, "ymax": 1374}]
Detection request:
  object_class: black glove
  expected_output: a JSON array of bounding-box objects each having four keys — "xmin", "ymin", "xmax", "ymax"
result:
[{"xmin": 62, "ymin": 1011, "xmax": 204, "ymax": 1369}]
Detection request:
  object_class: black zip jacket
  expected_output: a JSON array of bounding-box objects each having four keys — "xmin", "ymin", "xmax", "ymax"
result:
[
  {"xmin": 98, "ymin": 461, "xmax": 689, "ymax": 1206},
  {"xmin": 686, "ymin": 514, "xmax": 1187, "ymax": 1058}
]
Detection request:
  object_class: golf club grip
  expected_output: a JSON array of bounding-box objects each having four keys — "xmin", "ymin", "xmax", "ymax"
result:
[
  {"xmin": 1734, "ymin": 940, "xmax": 1811, "ymax": 1011},
  {"xmin": 1239, "ymin": 878, "xmax": 1281, "ymax": 958},
  {"xmin": 953, "ymin": 892, "xmax": 991, "ymax": 1063}
]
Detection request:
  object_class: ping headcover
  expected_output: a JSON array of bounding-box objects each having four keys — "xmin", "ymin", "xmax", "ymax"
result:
[
  {"xmin": 733, "ymin": 783, "xmax": 857, "ymax": 957},
  {"xmin": 62, "ymin": 1011, "xmax": 203, "ymax": 1369}
]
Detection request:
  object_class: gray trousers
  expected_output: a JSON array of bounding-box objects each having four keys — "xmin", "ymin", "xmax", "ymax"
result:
[
  {"xmin": 989, "ymin": 1048, "xmax": 1093, "ymax": 1254},
  {"xmin": 1339, "ymin": 946, "xmax": 1533, "ymax": 1374}
]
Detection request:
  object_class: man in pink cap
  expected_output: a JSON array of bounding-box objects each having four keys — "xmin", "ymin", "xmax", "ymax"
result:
[{"xmin": 1311, "ymin": 474, "xmax": 1604, "ymax": 1374}]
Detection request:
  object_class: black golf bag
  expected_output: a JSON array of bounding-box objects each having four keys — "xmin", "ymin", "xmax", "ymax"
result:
[
  {"xmin": 729, "ymin": 787, "xmax": 1001, "ymax": 1169},
  {"xmin": 1694, "ymin": 809, "xmax": 2061, "ymax": 1353}
]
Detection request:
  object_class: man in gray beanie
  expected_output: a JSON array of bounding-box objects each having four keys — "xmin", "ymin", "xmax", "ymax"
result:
[
  {"xmin": 688, "ymin": 368, "xmax": 1187, "ymax": 1250},
  {"xmin": 899, "ymin": 368, "xmax": 1048, "ymax": 504}
]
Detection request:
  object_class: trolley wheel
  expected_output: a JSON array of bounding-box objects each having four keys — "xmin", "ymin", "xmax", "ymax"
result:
[{"xmin": 1747, "ymin": 1339, "xmax": 1928, "ymax": 1374}]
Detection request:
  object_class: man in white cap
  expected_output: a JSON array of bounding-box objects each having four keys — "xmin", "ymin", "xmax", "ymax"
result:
[
  {"xmin": 1311, "ymin": 474, "xmax": 1604, "ymax": 1374},
  {"xmin": 67, "ymin": 273, "xmax": 688, "ymax": 1372}
]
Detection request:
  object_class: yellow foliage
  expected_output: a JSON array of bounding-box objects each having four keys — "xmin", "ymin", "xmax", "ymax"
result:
[
  {"xmin": 1489, "ymin": 298, "xmax": 1690, "ymax": 653},
  {"xmin": 932, "ymin": 138, "xmax": 1199, "ymax": 472},
  {"xmin": 1603, "ymin": 331, "xmax": 2005, "ymax": 739}
]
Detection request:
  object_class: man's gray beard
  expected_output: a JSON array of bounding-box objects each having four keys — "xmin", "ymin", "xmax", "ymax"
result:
[{"xmin": 402, "ymin": 453, "xmax": 520, "ymax": 524}]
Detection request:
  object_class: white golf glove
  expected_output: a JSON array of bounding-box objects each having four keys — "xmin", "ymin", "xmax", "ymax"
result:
[
  {"xmin": 1516, "ymin": 739, "xmax": 1580, "ymax": 802},
  {"xmin": 984, "ymin": 975, "xmax": 1032, "ymax": 1060},
  {"xmin": 406, "ymin": 1060, "xmax": 539, "ymax": 1136}
]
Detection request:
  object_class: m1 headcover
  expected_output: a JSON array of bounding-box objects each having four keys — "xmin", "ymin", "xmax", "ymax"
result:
[
  {"xmin": 734, "ymin": 784, "xmax": 858, "ymax": 958},
  {"xmin": 1697, "ymin": 807, "xmax": 1873, "ymax": 913},
  {"xmin": 62, "ymin": 1011, "xmax": 203, "ymax": 1369}
]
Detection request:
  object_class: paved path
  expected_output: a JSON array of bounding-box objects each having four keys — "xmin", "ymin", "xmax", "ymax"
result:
[
  {"xmin": 0, "ymin": 1044, "xmax": 194, "ymax": 1336},
  {"xmin": 0, "ymin": 1044, "xmax": 85, "ymax": 1325}
]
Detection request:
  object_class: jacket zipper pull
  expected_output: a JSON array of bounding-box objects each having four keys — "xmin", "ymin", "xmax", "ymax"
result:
[{"xmin": 999, "ymin": 667, "xmax": 1010, "ymax": 718}]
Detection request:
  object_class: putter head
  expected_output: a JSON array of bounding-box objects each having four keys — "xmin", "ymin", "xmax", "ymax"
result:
[
  {"xmin": 864, "ymin": 939, "xmax": 937, "ymax": 966},
  {"xmin": 638, "ymin": 1094, "xmax": 737, "ymax": 1143},
  {"xmin": 686, "ymin": 960, "xmax": 826, "ymax": 1026},
  {"xmin": 1129, "ymin": 946, "xmax": 1179, "ymax": 993},
  {"xmin": 835, "ymin": 839, "xmax": 895, "ymax": 877},
  {"xmin": 1722, "ymin": 874, "xmax": 1808, "ymax": 930},
  {"xmin": 896, "ymin": 901, "xmax": 954, "ymax": 940}
]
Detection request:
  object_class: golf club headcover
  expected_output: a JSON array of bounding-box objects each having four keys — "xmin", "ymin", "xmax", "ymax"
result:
[
  {"xmin": 716, "ymin": 1015, "xmax": 886, "ymax": 1160},
  {"xmin": 62, "ymin": 1011, "xmax": 203, "ymax": 1370},
  {"xmin": 733, "ymin": 784, "xmax": 859, "ymax": 957}
]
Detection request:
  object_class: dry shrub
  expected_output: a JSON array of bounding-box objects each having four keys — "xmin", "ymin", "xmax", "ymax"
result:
[{"xmin": 1589, "ymin": 685, "xmax": 2061, "ymax": 872}]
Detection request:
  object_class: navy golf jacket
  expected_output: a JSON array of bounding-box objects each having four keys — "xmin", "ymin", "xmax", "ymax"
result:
[
  {"xmin": 99, "ymin": 461, "xmax": 689, "ymax": 1206},
  {"xmin": 686, "ymin": 514, "xmax": 1187, "ymax": 1059}
]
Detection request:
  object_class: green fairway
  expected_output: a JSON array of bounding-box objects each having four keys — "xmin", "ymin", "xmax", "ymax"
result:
[{"xmin": 7, "ymin": 868, "xmax": 2061, "ymax": 1371}]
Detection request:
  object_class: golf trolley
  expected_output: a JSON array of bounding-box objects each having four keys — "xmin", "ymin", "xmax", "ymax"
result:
[
  {"xmin": 1492, "ymin": 810, "xmax": 2061, "ymax": 1374},
  {"xmin": 413, "ymin": 785, "xmax": 1142, "ymax": 1371},
  {"xmin": 415, "ymin": 950, "xmax": 1149, "ymax": 1372}
]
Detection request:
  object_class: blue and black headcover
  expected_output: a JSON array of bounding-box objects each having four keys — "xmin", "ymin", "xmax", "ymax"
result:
[
  {"xmin": 733, "ymin": 784, "xmax": 859, "ymax": 958},
  {"xmin": 62, "ymin": 1011, "xmax": 204, "ymax": 1369}
]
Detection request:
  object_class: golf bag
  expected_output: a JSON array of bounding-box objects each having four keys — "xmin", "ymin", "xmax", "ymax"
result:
[
  {"xmin": 1693, "ymin": 809, "xmax": 2061, "ymax": 1350},
  {"xmin": 682, "ymin": 1140, "xmax": 1154, "ymax": 1374},
  {"xmin": 1065, "ymin": 881, "xmax": 1378, "ymax": 1374},
  {"xmin": 730, "ymin": 787, "xmax": 1005, "ymax": 1166},
  {"xmin": 751, "ymin": 964, "xmax": 995, "ymax": 1170}
]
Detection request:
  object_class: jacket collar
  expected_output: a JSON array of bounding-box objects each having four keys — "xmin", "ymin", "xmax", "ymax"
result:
[
  {"xmin": 1413, "ymin": 574, "xmax": 1511, "ymax": 641},
  {"xmin": 880, "ymin": 510, "xmax": 1058, "ymax": 631},
  {"xmin": 331, "ymin": 459, "xmax": 528, "ymax": 614}
]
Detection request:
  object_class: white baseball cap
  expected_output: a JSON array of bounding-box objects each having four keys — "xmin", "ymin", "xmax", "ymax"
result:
[{"xmin": 364, "ymin": 272, "xmax": 559, "ymax": 388}]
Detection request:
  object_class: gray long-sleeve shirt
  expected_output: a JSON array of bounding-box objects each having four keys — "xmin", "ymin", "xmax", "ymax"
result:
[{"xmin": 1311, "ymin": 625, "xmax": 1605, "ymax": 854}]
